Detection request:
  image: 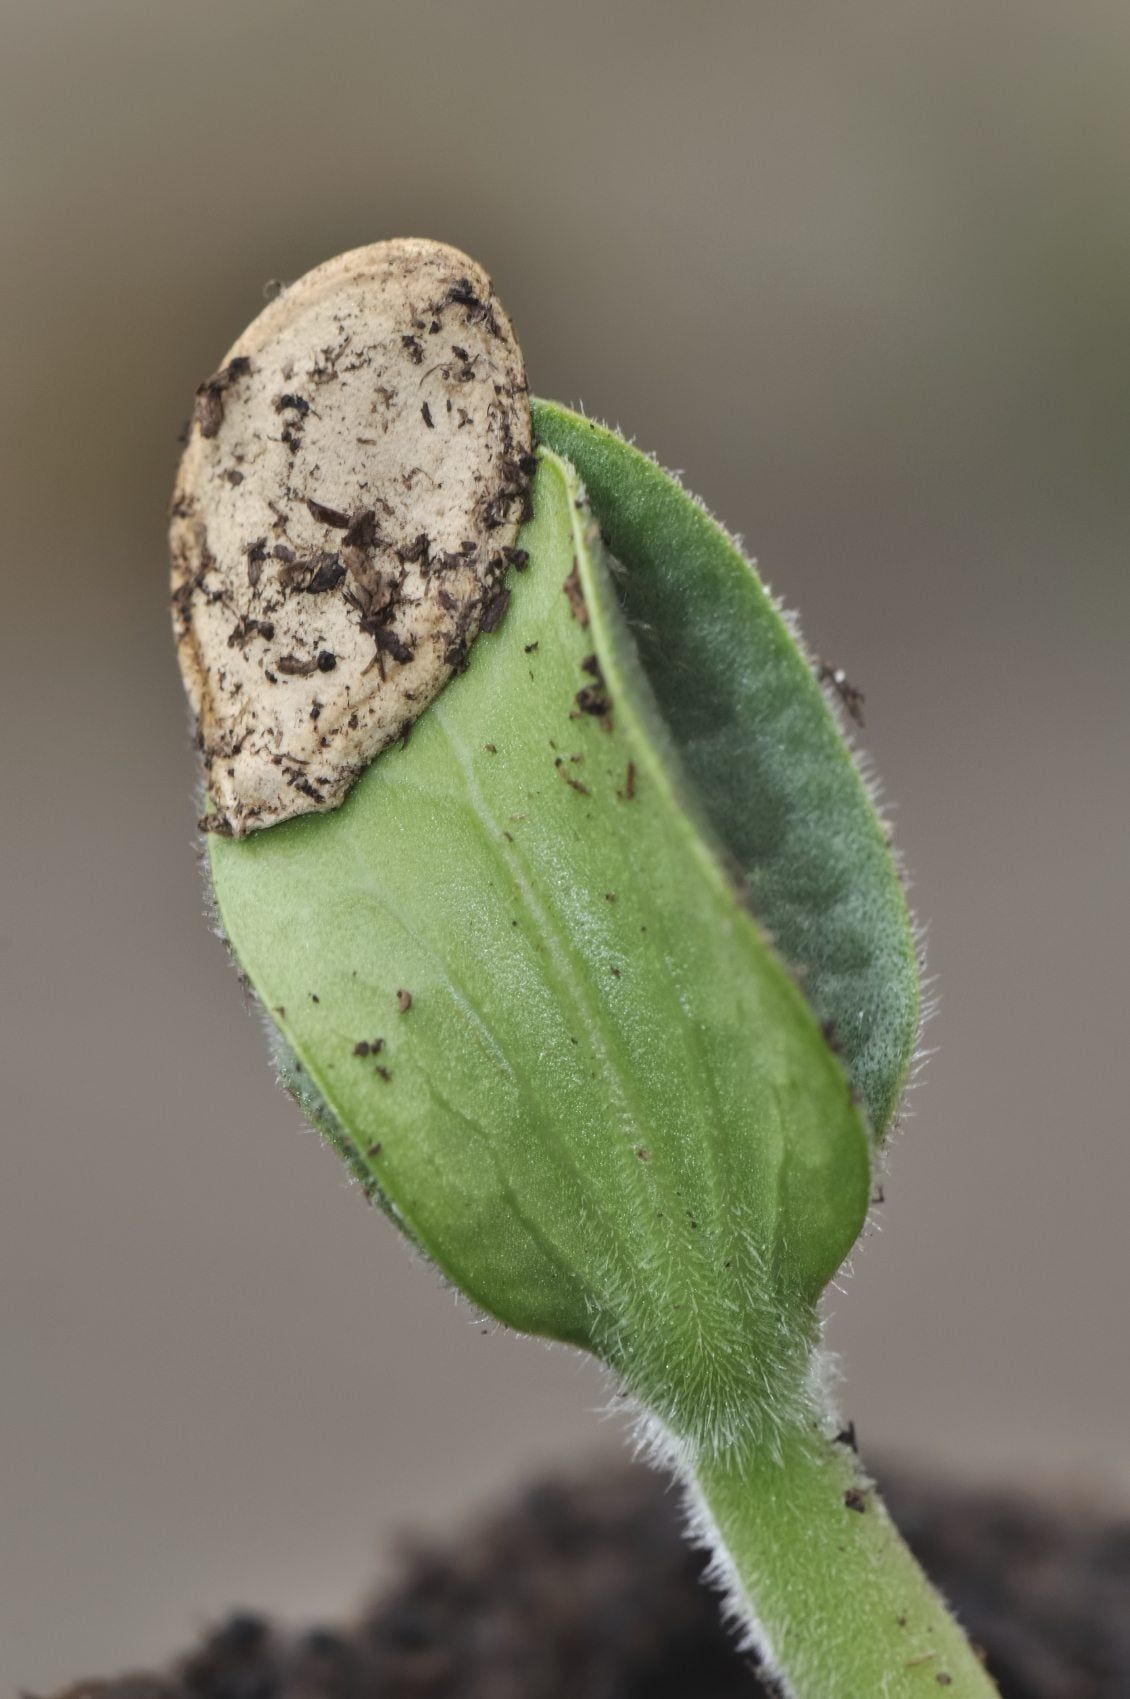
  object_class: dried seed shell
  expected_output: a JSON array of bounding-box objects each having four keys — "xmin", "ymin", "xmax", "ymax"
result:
[{"xmin": 170, "ymin": 239, "xmax": 531, "ymax": 836}]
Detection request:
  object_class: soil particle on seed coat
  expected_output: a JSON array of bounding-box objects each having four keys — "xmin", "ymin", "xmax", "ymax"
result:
[{"xmin": 170, "ymin": 240, "xmax": 531, "ymax": 836}]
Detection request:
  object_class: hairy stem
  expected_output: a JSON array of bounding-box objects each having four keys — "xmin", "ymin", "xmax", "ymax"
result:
[{"xmin": 688, "ymin": 1412, "xmax": 1000, "ymax": 1698}]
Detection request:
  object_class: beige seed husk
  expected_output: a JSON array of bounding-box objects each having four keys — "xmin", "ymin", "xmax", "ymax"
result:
[{"xmin": 170, "ymin": 239, "xmax": 531, "ymax": 836}]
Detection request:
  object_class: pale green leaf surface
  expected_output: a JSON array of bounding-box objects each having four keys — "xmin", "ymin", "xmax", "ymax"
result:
[
  {"xmin": 210, "ymin": 451, "xmax": 871, "ymax": 1446},
  {"xmin": 532, "ymin": 402, "xmax": 918, "ymax": 1138}
]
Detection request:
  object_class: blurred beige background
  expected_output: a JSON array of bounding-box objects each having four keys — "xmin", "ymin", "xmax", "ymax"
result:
[{"xmin": 1, "ymin": 1, "xmax": 1127, "ymax": 1691}]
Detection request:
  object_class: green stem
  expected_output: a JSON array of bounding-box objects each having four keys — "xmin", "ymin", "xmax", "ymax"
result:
[{"xmin": 689, "ymin": 1413, "xmax": 1000, "ymax": 1698}]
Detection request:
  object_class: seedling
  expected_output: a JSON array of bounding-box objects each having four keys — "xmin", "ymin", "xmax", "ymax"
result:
[{"xmin": 172, "ymin": 240, "xmax": 1000, "ymax": 1697}]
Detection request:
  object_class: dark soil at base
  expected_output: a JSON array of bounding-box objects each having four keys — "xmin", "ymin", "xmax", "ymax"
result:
[{"xmin": 43, "ymin": 1465, "xmax": 1129, "ymax": 1699}]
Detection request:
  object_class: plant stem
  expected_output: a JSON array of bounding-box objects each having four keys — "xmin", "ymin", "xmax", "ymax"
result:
[{"xmin": 689, "ymin": 1413, "xmax": 1000, "ymax": 1698}]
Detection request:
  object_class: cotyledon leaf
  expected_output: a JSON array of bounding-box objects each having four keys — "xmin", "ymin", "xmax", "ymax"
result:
[
  {"xmin": 210, "ymin": 449, "xmax": 872, "ymax": 1450},
  {"xmin": 533, "ymin": 401, "xmax": 918, "ymax": 1139}
]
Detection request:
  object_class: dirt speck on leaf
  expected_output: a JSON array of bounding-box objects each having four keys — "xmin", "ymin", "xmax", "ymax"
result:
[{"xmin": 562, "ymin": 560, "xmax": 589, "ymax": 626}]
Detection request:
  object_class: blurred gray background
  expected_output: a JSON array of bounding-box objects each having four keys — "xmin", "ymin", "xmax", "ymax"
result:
[{"xmin": 1, "ymin": 2, "xmax": 1127, "ymax": 1691}]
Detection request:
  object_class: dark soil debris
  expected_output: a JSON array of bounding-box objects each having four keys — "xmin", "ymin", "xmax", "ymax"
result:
[
  {"xmin": 562, "ymin": 562, "xmax": 589, "ymax": 626},
  {"xmin": 54, "ymin": 1465, "xmax": 1130, "ymax": 1699},
  {"xmin": 818, "ymin": 662, "xmax": 866, "ymax": 728},
  {"xmin": 193, "ymin": 356, "xmax": 252, "ymax": 438},
  {"xmin": 554, "ymin": 757, "xmax": 590, "ymax": 797},
  {"xmin": 477, "ymin": 582, "xmax": 510, "ymax": 634},
  {"xmin": 277, "ymin": 654, "xmax": 319, "ymax": 677},
  {"xmin": 197, "ymin": 812, "xmax": 234, "ymax": 836},
  {"xmin": 227, "ymin": 615, "xmax": 275, "ymax": 649},
  {"xmin": 305, "ymin": 497, "xmax": 352, "ymax": 530},
  {"xmin": 575, "ymin": 654, "xmax": 612, "ymax": 723}
]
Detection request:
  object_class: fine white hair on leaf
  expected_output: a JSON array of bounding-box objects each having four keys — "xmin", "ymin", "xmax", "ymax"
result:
[
  {"xmin": 546, "ymin": 400, "xmax": 932, "ymax": 1150},
  {"xmin": 620, "ymin": 1342, "xmax": 864, "ymax": 1699},
  {"xmin": 629, "ymin": 1409, "xmax": 796, "ymax": 1695}
]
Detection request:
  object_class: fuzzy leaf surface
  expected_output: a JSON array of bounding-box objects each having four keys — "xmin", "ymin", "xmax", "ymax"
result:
[
  {"xmin": 210, "ymin": 450, "xmax": 872, "ymax": 1445},
  {"xmin": 533, "ymin": 402, "xmax": 918, "ymax": 1137}
]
